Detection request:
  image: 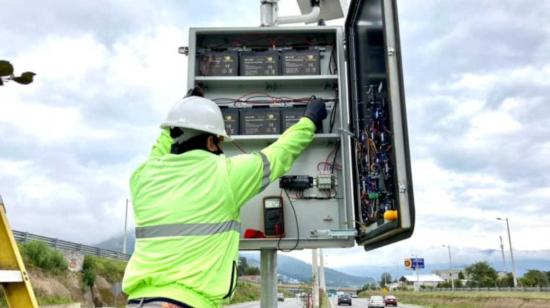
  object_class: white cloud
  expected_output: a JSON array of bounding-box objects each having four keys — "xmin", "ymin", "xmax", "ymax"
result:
[
  {"xmin": 1, "ymin": 1, "xmax": 549, "ymax": 270},
  {"xmin": 0, "ymin": 93, "xmax": 115, "ymax": 143}
]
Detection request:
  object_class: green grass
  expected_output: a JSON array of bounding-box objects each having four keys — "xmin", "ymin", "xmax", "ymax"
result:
[
  {"xmin": 230, "ymin": 281, "xmax": 261, "ymax": 304},
  {"xmin": 37, "ymin": 295, "xmax": 73, "ymax": 305},
  {"xmin": 93, "ymin": 257, "xmax": 127, "ymax": 283}
]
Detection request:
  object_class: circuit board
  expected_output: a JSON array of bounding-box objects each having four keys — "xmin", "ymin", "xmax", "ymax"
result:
[{"xmin": 356, "ymin": 83, "xmax": 396, "ymax": 226}]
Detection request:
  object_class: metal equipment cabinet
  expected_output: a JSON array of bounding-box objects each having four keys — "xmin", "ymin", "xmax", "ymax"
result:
[{"xmin": 186, "ymin": 0, "xmax": 414, "ymax": 252}]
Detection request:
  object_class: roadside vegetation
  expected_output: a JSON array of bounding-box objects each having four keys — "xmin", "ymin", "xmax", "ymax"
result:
[
  {"xmin": 19, "ymin": 241, "xmax": 67, "ymax": 275},
  {"xmin": 357, "ymin": 261, "xmax": 550, "ymax": 308},
  {"xmin": 13, "ymin": 241, "xmax": 128, "ymax": 307},
  {"xmin": 229, "ymin": 281, "xmax": 261, "ymax": 304}
]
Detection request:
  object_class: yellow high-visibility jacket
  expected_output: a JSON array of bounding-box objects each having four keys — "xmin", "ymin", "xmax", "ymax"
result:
[{"xmin": 122, "ymin": 117, "xmax": 315, "ymax": 307}]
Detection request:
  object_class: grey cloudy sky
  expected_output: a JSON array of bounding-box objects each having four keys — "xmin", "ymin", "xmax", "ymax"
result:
[{"xmin": 1, "ymin": 0, "xmax": 549, "ymax": 268}]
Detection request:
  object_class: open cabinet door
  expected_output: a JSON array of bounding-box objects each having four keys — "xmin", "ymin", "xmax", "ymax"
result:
[{"xmin": 345, "ymin": 0, "xmax": 415, "ymax": 251}]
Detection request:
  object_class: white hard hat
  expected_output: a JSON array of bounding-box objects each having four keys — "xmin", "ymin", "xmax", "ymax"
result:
[{"xmin": 161, "ymin": 96, "xmax": 231, "ymax": 140}]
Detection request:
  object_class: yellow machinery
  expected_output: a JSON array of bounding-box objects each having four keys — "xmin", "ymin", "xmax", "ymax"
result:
[{"xmin": 0, "ymin": 195, "xmax": 38, "ymax": 308}]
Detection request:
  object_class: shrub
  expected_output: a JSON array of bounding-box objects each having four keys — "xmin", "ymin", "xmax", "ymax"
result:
[
  {"xmin": 82, "ymin": 255, "xmax": 97, "ymax": 288},
  {"xmin": 19, "ymin": 241, "xmax": 67, "ymax": 274},
  {"xmin": 94, "ymin": 257, "xmax": 127, "ymax": 283}
]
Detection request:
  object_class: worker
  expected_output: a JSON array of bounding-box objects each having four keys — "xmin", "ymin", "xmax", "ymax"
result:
[{"xmin": 123, "ymin": 87, "xmax": 327, "ymax": 308}]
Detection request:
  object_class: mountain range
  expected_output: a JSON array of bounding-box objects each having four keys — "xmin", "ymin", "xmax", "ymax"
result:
[
  {"xmin": 334, "ymin": 248, "xmax": 550, "ymax": 281},
  {"xmin": 96, "ymin": 234, "xmax": 550, "ymax": 285},
  {"xmin": 96, "ymin": 233, "xmax": 373, "ymax": 287}
]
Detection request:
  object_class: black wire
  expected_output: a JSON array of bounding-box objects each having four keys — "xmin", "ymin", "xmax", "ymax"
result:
[
  {"xmin": 329, "ymin": 99, "xmax": 338, "ymax": 133},
  {"xmin": 331, "ymin": 140, "xmax": 340, "ymax": 174},
  {"xmin": 277, "ymin": 189, "xmax": 300, "ymax": 252}
]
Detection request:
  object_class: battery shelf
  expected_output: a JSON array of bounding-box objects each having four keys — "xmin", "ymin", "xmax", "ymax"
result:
[{"xmin": 215, "ymin": 93, "xmax": 338, "ymax": 136}]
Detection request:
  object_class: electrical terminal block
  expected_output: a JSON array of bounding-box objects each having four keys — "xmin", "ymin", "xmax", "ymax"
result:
[{"xmin": 315, "ymin": 174, "xmax": 336, "ymax": 190}]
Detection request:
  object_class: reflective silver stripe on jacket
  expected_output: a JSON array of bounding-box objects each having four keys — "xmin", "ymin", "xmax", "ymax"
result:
[
  {"xmin": 259, "ymin": 152, "xmax": 271, "ymax": 192},
  {"xmin": 136, "ymin": 220, "xmax": 241, "ymax": 239}
]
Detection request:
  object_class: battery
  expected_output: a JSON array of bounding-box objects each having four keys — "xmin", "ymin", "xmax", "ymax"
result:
[
  {"xmin": 281, "ymin": 106, "xmax": 322, "ymax": 132},
  {"xmin": 281, "ymin": 49, "xmax": 321, "ymax": 75},
  {"xmin": 221, "ymin": 107, "xmax": 240, "ymax": 135},
  {"xmin": 239, "ymin": 51, "xmax": 280, "ymax": 76},
  {"xmin": 281, "ymin": 106, "xmax": 306, "ymax": 131},
  {"xmin": 198, "ymin": 51, "xmax": 238, "ymax": 76},
  {"xmin": 240, "ymin": 108, "xmax": 281, "ymax": 135}
]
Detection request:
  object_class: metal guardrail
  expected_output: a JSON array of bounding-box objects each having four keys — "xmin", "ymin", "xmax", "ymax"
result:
[
  {"xmin": 427, "ymin": 287, "xmax": 550, "ymax": 292},
  {"xmin": 13, "ymin": 230, "xmax": 130, "ymax": 261}
]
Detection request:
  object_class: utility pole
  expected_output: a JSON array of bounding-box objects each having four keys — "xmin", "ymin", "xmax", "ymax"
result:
[
  {"xmin": 499, "ymin": 235, "xmax": 507, "ymax": 270},
  {"xmin": 442, "ymin": 244, "xmax": 455, "ymax": 291},
  {"xmin": 260, "ymin": 249, "xmax": 278, "ymax": 308},
  {"xmin": 123, "ymin": 199, "xmax": 129, "ymax": 254},
  {"xmin": 319, "ymin": 249, "xmax": 326, "ymax": 293},
  {"xmin": 497, "ymin": 217, "xmax": 518, "ymax": 288},
  {"xmin": 312, "ymin": 249, "xmax": 319, "ymax": 308}
]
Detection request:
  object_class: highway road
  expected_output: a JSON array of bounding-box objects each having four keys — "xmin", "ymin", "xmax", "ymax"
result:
[
  {"xmin": 330, "ymin": 297, "xmax": 425, "ymax": 308},
  {"xmin": 225, "ymin": 297, "xmax": 303, "ymax": 308},
  {"xmin": 225, "ymin": 296, "xmax": 425, "ymax": 308}
]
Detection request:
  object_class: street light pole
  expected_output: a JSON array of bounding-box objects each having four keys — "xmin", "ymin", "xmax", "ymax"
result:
[
  {"xmin": 499, "ymin": 235, "xmax": 506, "ymax": 270},
  {"xmin": 442, "ymin": 245, "xmax": 454, "ymax": 291},
  {"xmin": 497, "ymin": 217, "xmax": 518, "ymax": 288},
  {"xmin": 123, "ymin": 199, "xmax": 129, "ymax": 254}
]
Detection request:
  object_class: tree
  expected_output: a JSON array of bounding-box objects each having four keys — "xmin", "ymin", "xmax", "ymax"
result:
[
  {"xmin": 380, "ymin": 272, "xmax": 392, "ymax": 288},
  {"xmin": 237, "ymin": 256, "xmax": 260, "ymax": 276},
  {"xmin": 0, "ymin": 60, "xmax": 36, "ymax": 86},
  {"xmin": 458, "ymin": 271, "xmax": 465, "ymax": 280},
  {"xmin": 237, "ymin": 257, "xmax": 249, "ymax": 276},
  {"xmin": 465, "ymin": 262, "xmax": 497, "ymax": 287},
  {"xmin": 520, "ymin": 270, "xmax": 549, "ymax": 287},
  {"xmin": 497, "ymin": 273, "xmax": 514, "ymax": 287}
]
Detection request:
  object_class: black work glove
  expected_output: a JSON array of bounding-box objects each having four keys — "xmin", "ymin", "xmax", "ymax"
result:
[{"xmin": 304, "ymin": 100, "xmax": 327, "ymax": 131}]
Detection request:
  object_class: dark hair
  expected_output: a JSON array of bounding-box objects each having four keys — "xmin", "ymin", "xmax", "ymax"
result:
[
  {"xmin": 185, "ymin": 86, "xmax": 204, "ymax": 98},
  {"xmin": 170, "ymin": 127, "xmax": 220, "ymax": 155}
]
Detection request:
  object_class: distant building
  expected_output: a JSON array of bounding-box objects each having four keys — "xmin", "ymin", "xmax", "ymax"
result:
[
  {"xmin": 240, "ymin": 275, "xmax": 261, "ymax": 284},
  {"xmin": 399, "ymin": 274, "xmax": 445, "ymax": 288},
  {"xmin": 432, "ymin": 269, "xmax": 462, "ymax": 282},
  {"xmin": 497, "ymin": 271, "xmax": 510, "ymax": 279}
]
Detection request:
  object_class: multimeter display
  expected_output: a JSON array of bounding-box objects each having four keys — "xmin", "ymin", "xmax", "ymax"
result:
[
  {"xmin": 263, "ymin": 197, "xmax": 284, "ymax": 237},
  {"xmin": 264, "ymin": 199, "xmax": 281, "ymax": 209}
]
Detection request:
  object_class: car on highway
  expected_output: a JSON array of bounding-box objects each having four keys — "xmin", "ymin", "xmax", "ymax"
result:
[
  {"xmin": 277, "ymin": 292, "xmax": 284, "ymax": 302},
  {"xmin": 337, "ymin": 293, "xmax": 352, "ymax": 306},
  {"xmin": 384, "ymin": 295, "xmax": 398, "ymax": 306},
  {"xmin": 368, "ymin": 295, "xmax": 385, "ymax": 308},
  {"xmin": 384, "ymin": 295, "xmax": 397, "ymax": 307}
]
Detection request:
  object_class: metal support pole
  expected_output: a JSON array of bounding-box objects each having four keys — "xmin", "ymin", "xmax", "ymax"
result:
[
  {"xmin": 312, "ymin": 249, "xmax": 319, "ymax": 308},
  {"xmin": 319, "ymin": 249, "xmax": 326, "ymax": 293},
  {"xmin": 260, "ymin": 0, "xmax": 279, "ymax": 27},
  {"xmin": 260, "ymin": 249, "xmax": 278, "ymax": 308},
  {"xmin": 123, "ymin": 199, "xmax": 129, "ymax": 254},
  {"xmin": 505, "ymin": 218, "xmax": 518, "ymax": 288},
  {"xmin": 447, "ymin": 245, "xmax": 454, "ymax": 291},
  {"xmin": 498, "ymin": 217, "xmax": 518, "ymax": 288},
  {"xmin": 499, "ymin": 235, "xmax": 507, "ymax": 270},
  {"xmin": 414, "ymin": 268, "xmax": 419, "ymax": 292}
]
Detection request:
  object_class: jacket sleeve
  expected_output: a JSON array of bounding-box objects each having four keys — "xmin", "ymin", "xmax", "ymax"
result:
[
  {"xmin": 149, "ymin": 129, "xmax": 172, "ymax": 159},
  {"xmin": 226, "ymin": 117, "xmax": 316, "ymax": 207}
]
